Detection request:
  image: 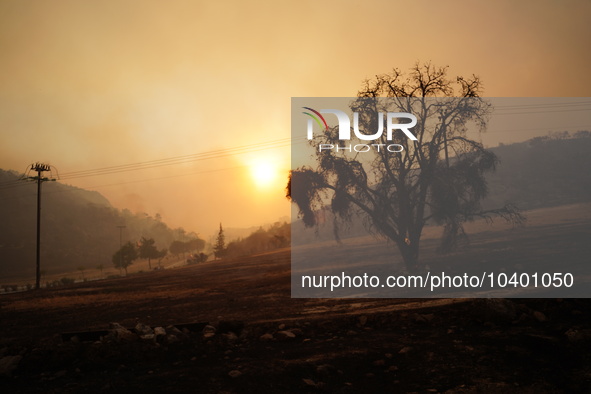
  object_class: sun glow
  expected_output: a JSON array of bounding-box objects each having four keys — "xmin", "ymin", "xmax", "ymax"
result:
[{"xmin": 250, "ymin": 160, "xmax": 279, "ymax": 188}]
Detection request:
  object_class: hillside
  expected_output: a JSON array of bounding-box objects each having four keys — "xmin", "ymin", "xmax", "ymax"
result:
[
  {"xmin": 0, "ymin": 169, "xmax": 201, "ymax": 281},
  {"xmin": 484, "ymin": 132, "xmax": 591, "ymax": 210}
]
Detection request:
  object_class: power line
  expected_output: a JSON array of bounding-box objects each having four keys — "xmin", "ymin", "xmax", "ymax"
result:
[
  {"xmin": 493, "ymin": 100, "xmax": 591, "ymax": 110},
  {"xmin": 52, "ymin": 164, "xmax": 250, "ymax": 192},
  {"xmin": 0, "ymin": 137, "xmax": 308, "ymax": 198},
  {"xmin": 493, "ymin": 108, "xmax": 591, "ymax": 116},
  {"xmin": 58, "ymin": 137, "xmax": 294, "ymax": 181},
  {"xmin": 0, "ymin": 137, "xmax": 300, "ymax": 191}
]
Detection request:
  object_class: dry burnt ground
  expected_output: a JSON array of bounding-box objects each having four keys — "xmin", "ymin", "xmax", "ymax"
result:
[{"xmin": 0, "ymin": 248, "xmax": 590, "ymax": 393}]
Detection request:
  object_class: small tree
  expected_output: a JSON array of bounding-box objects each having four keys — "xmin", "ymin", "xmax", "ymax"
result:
[
  {"xmin": 169, "ymin": 238, "xmax": 205, "ymax": 260},
  {"xmin": 169, "ymin": 240, "xmax": 190, "ymax": 259},
  {"xmin": 186, "ymin": 238, "xmax": 206, "ymax": 253},
  {"xmin": 112, "ymin": 241, "xmax": 138, "ymax": 275},
  {"xmin": 156, "ymin": 248, "xmax": 167, "ymax": 268},
  {"xmin": 139, "ymin": 237, "xmax": 166, "ymax": 270},
  {"xmin": 213, "ymin": 223, "xmax": 226, "ymax": 259}
]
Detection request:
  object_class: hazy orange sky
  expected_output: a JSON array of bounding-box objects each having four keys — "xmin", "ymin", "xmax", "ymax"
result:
[{"xmin": 1, "ymin": 0, "xmax": 590, "ymax": 236}]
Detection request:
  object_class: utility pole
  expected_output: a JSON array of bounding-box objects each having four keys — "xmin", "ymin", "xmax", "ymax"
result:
[{"xmin": 23, "ymin": 163, "xmax": 56, "ymax": 290}]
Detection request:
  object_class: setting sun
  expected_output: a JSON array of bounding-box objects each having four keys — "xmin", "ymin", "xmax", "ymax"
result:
[{"xmin": 250, "ymin": 161, "xmax": 279, "ymax": 188}]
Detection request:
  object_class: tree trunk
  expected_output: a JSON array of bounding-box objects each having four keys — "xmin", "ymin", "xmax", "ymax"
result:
[{"xmin": 398, "ymin": 241, "xmax": 421, "ymax": 273}]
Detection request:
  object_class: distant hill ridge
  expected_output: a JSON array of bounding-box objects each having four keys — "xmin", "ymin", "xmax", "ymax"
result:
[
  {"xmin": 484, "ymin": 131, "xmax": 591, "ymax": 210},
  {"xmin": 0, "ymin": 169, "xmax": 200, "ymax": 280},
  {"xmin": 0, "ymin": 169, "xmax": 112, "ymax": 208},
  {"xmin": 292, "ymin": 132, "xmax": 591, "ymax": 244}
]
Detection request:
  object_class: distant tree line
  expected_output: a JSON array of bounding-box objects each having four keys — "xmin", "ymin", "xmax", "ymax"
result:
[
  {"xmin": 169, "ymin": 238, "xmax": 205, "ymax": 258},
  {"xmin": 112, "ymin": 236, "xmax": 205, "ymax": 274},
  {"xmin": 0, "ymin": 168, "xmax": 204, "ymax": 278},
  {"xmin": 223, "ymin": 222, "xmax": 290, "ymax": 258}
]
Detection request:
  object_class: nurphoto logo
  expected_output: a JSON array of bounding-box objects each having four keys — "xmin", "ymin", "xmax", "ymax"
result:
[{"xmin": 302, "ymin": 106, "xmax": 418, "ymax": 153}]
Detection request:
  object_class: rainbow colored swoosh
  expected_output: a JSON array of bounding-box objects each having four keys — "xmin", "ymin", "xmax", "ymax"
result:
[{"xmin": 302, "ymin": 107, "xmax": 328, "ymax": 131}]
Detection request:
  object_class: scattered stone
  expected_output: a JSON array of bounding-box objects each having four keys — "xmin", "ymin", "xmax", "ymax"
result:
[
  {"xmin": 228, "ymin": 370, "xmax": 242, "ymax": 378},
  {"xmin": 316, "ymin": 364, "xmax": 337, "ymax": 376},
  {"xmin": 165, "ymin": 334, "xmax": 180, "ymax": 344},
  {"xmin": 109, "ymin": 322, "xmax": 126, "ymax": 330},
  {"xmin": 290, "ymin": 328, "xmax": 303, "ymax": 337},
  {"xmin": 165, "ymin": 326, "xmax": 188, "ymax": 343},
  {"xmin": 135, "ymin": 323, "xmax": 154, "ymax": 336},
  {"xmin": 259, "ymin": 333, "xmax": 274, "ymax": 341},
  {"xmin": 532, "ymin": 311, "xmax": 547, "ymax": 322},
  {"xmin": 278, "ymin": 323, "xmax": 286, "ymax": 330},
  {"xmin": 373, "ymin": 359, "xmax": 386, "ymax": 367},
  {"xmin": 399, "ymin": 346, "xmax": 412, "ymax": 354},
  {"xmin": 565, "ymin": 328, "xmax": 591, "ymax": 343},
  {"xmin": 388, "ymin": 365, "xmax": 399, "ymax": 372},
  {"xmin": 140, "ymin": 334, "xmax": 156, "ymax": 341},
  {"xmin": 302, "ymin": 378, "xmax": 317, "ymax": 387},
  {"xmin": 0, "ymin": 355, "xmax": 22, "ymax": 377},
  {"xmin": 276, "ymin": 330, "xmax": 296, "ymax": 340},
  {"xmin": 203, "ymin": 325, "xmax": 217, "ymax": 338},
  {"xmin": 108, "ymin": 323, "xmax": 137, "ymax": 342},
  {"xmin": 223, "ymin": 332, "xmax": 238, "ymax": 342},
  {"xmin": 154, "ymin": 327, "xmax": 166, "ymax": 337},
  {"xmin": 167, "ymin": 326, "xmax": 185, "ymax": 337}
]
